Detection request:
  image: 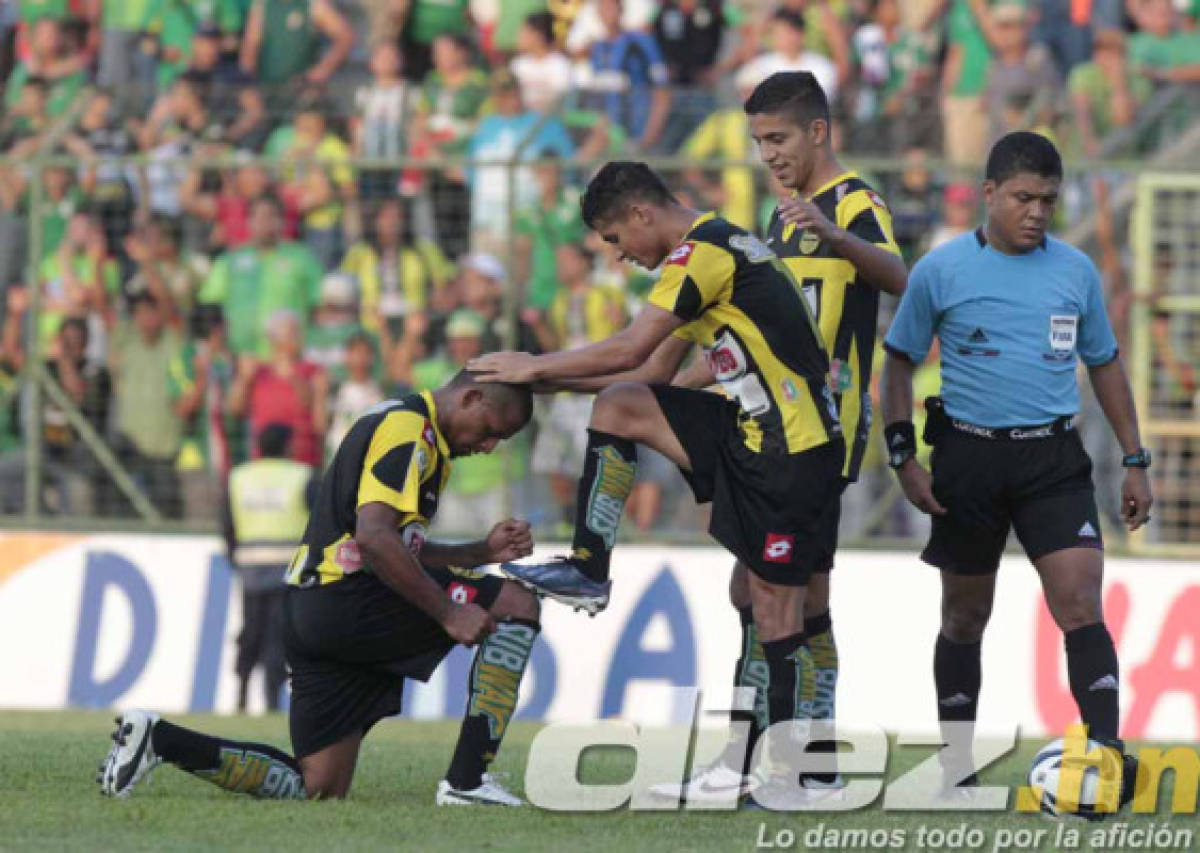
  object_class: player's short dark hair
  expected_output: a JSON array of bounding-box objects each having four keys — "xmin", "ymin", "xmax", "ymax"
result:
[
  {"xmin": 258, "ymin": 422, "xmax": 293, "ymax": 458},
  {"xmin": 524, "ymin": 11, "xmax": 555, "ymax": 44},
  {"xmin": 448, "ymin": 368, "xmax": 533, "ymax": 427},
  {"xmin": 743, "ymin": 71, "xmax": 830, "ymax": 127},
  {"xmin": 580, "ymin": 161, "xmax": 678, "ymax": 229},
  {"xmin": 985, "ymin": 131, "xmax": 1063, "ymax": 186}
]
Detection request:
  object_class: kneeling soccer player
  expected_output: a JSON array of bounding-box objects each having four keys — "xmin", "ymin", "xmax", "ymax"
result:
[
  {"xmin": 470, "ymin": 161, "xmax": 845, "ymax": 799},
  {"xmin": 98, "ymin": 371, "xmax": 541, "ymax": 805}
]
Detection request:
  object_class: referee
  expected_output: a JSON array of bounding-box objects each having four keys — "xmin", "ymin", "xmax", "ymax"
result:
[{"xmin": 880, "ymin": 132, "xmax": 1152, "ymax": 806}]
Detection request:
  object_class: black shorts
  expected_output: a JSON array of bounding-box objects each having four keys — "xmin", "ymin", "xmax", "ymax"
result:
[
  {"xmin": 922, "ymin": 425, "xmax": 1103, "ymax": 576},
  {"xmin": 284, "ymin": 569, "xmax": 503, "ymax": 759},
  {"xmin": 651, "ymin": 384, "xmax": 845, "ymax": 586}
]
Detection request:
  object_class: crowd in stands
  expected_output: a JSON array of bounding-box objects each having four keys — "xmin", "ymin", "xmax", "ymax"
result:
[{"xmin": 0, "ymin": 0, "xmax": 1195, "ymax": 534}]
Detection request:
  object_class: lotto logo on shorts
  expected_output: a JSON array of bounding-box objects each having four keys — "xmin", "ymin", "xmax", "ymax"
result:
[
  {"xmin": 666, "ymin": 241, "xmax": 695, "ymax": 266},
  {"xmin": 763, "ymin": 533, "xmax": 795, "ymax": 563},
  {"xmin": 447, "ymin": 582, "xmax": 478, "ymax": 604}
]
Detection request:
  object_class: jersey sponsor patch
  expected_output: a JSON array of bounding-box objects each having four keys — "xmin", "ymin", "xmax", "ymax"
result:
[
  {"xmin": 763, "ymin": 533, "xmax": 795, "ymax": 563},
  {"xmin": 705, "ymin": 330, "xmax": 749, "ymax": 381},
  {"xmin": 447, "ymin": 581, "xmax": 478, "ymax": 604},
  {"xmin": 728, "ymin": 233, "xmax": 774, "ymax": 263},
  {"xmin": 666, "ymin": 241, "xmax": 696, "ymax": 266}
]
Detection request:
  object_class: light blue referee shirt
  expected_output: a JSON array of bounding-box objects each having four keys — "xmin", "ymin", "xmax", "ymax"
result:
[{"xmin": 885, "ymin": 228, "xmax": 1119, "ymax": 427}]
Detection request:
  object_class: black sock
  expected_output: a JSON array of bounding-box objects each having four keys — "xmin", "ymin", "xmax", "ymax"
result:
[
  {"xmin": 801, "ymin": 611, "xmax": 839, "ymax": 785},
  {"xmin": 719, "ymin": 606, "xmax": 768, "ymax": 774},
  {"xmin": 445, "ymin": 619, "xmax": 540, "ymax": 790},
  {"xmin": 1065, "ymin": 622, "xmax": 1120, "ymax": 743},
  {"xmin": 570, "ymin": 429, "xmax": 637, "ymax": 582},
  {"xmin": 934, "ymin": 633, "xmax": 982, "ymax": 786},
  {"xmin": 151, "ymin": 719, "xmax": 305, "ymax": 798}
]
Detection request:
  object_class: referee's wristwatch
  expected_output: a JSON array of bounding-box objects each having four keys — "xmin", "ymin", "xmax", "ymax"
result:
[{"xmin": 1121, "ymin": 448, "xmax": 1152, "ymax": 469}]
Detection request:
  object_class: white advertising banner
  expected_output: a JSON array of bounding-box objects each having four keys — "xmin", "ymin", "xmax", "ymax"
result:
[{"xmin": 0, "ymin": 534, "xmax": 1196, "ymax": 742}]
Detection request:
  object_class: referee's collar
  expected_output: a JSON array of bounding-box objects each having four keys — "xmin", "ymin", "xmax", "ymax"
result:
[{"xmin": 975, "ymin": 226, "xmax": 1049, "ymax": 251}]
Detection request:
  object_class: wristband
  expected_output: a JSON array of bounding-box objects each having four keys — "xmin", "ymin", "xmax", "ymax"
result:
[
  {"xmin": 1121, "ymin": 448, "xmax": 1152, "ymax": 469},
  {"xmin": 885, "ymin": 421, "xmax": 917, "ymax": 469}
]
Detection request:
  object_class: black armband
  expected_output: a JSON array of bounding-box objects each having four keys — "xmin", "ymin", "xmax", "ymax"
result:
[{"xmin": 885, "ymin": 421, "xmax": 917, "ymax": 469}]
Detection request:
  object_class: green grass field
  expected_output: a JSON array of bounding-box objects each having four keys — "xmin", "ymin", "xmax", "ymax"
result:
[{"xmin": 0, "ymin": 711, "xmax": 1194, "ymax": 852}]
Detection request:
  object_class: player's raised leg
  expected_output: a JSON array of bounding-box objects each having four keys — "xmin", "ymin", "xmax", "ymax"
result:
[
  {"xmin": 499, "ymin": 382, "xmax": 691, "ymax": 614},
  {"xmin": 437, "ymin": 581, "xmax": 542, "ymax": 806}
]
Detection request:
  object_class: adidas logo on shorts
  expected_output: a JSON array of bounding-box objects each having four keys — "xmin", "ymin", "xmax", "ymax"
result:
[{"xmin": 1078, "ymin": 521, "xmax": 1098, "ymax": 538}]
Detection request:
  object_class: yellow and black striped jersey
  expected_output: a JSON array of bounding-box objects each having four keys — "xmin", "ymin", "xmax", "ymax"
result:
[
  {"xmin": 286, "ymin": 391, "xmax": 450, "ymax": 588},
  {"xmin": 650, "ymin": 212, "xmax": 841, "ymax": 455},
  {"xmin": 766, "ymin": 171, "xmax": 901, "ymax": 480}
]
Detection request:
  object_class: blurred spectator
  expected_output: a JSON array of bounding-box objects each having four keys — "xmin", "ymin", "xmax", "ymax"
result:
[
  {"xmin": 399, "ymin": 0, "xmax": 472, "ymax": 82},
  {"xmin": 466, "ymin": 67, "xmax": 574, "ymax": 255},
  {"xmin": 37, "ymin": 209, "xmax": 119, "ymax": 358},
  {"xmin": 353, "ymin": 42, "xmax": 417, "ymax": 199},
  {"xmin": 239, "ymin": 0, "xmax": 354, "ymax": 93},
  {"xmin": 586, "ymin": 0, "xmax": 672, "ymax": 152},
  {"xmin": 97, "ymin": 0, "xmax": 159, "ymax": 111},
  {"xmin": 885, "ymin": 147, "xmax": 941, "ymax": 263},
  {"xmin": 565, "ymin": 0, "xmax": 657, "ymax": 55},
  {"xmin": 62, "ymin": 89, "xmax": 138, "ymax": 253},
  {"xmin": 983, "ymin": 2, "xmax": 1062, "ymax": 144},
  {"xmin": 456, "ymin": 252, "xmax": 505, "ymax": 352},
  {"xmin": 228, "ymin": 309, "xmax": 328, "ymax": 467},
  {"xmin": 182, "ymin": 27, "xmax": 268, "ymax": 151},
  {"xmin": 341, "ymin": 198, "xmax": 433, "ymax": 338},
  {"xmin": 851, "ymin": 0, "xmax": 937, "ymax": 152},
  {"xmin": 198, "ymin": 195, "xmax": 324, "ymax": 357},
  {"xmin": 413, "ymin": 33, "xmax": 489, "ymax": 258},
  {"xmin": 510, "ymin": 11, "xmax": 572, "ymax": 113},
  {"xmin": 325, "ymin": 332, "xmax": 384, "ymax": 458},
  {"xmin": 527, "ymin": 243, "xmax": 625, "ymax": 529},
  {"xmin": 0, "ymin": 163, "xmax": 80, "ymax": 294},
  {"xmin": 490, "ymin": 0, "xmax": 548, "ymax": 56},
  {"xmin": 0, "ymin": 74, "xmax": 50, "ymax": 154},
  {"xmin": 735, "ymin": 10, "xmax": 839, "ymax": 105},
  {"xmin": 224, "ymin": 422, "xmax": 313, "ymax": 712},
  {"xmin": 1128, "ymin": 0, "xmax": 1200, "ymax": 84},
  {"xmin": 139, "ymin": 74, "xmax": 224, "ymax": 218},
  {"xmin": 514, "ymin": 159, "xmax": 585, "ymax": 312},
  {"xmin": 123, "ymin": 214, "xmax": 209, "ymax": 327},
  {"xmin": 927, "ymin": 181, "xmax": 979, "ymax": 250},
  {"xmin": 680, "ymin": 77, "xmax": 757, "ymax": 231},
  {"xmin": 264, "ymin": 98, "xmax": 355, "ymax": 267},
  {"xmin": 33, "ymin": 317, "xmax": 111, "ymax": 515},
  {"xmin": 5, "ymin": 17, "xmax": 86, "ymax": 118},
  {"xmin": 175, "ymin": 304, "xmax": 236, "ymax": 519},
  {"xmin": 1031, "ymin": 0, "xmax": 1121, "ymax": 74},
  {"xmin": 653, "ymin": 0, "xmax": 733, "ymax": 150},
  {"xmin": 1067, "ymin": 28, "xmax": 1150, "ymax": 156},
  {"xmin": 304, "ymin": 272, "xmax": 364, "ymax": 383},
  {"xmin": 107, "ymin": 292, "xmax": 187, "ymax": 518},
  {"xmin": 728, "ymin": 0, "xmax": 850, "ymax": 91},
  {"xmin": 412, "ymin": 307, "xmax": 510, "ymax": 532},
  {"xmin": 181, "ymin": 162, "xmax": 300, "ymax": 252},
  {"xmin": 937, "ymin": 0, "xmax": 994, "ymax": 165}
]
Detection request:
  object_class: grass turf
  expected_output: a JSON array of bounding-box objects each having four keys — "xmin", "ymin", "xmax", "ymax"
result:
[{"xmin": 0, "ymin": 711, "xmax": 1194, "ymax": 852}]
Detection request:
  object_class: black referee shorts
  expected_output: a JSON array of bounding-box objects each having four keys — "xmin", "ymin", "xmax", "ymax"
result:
[
  {"xmin": 284, "ymin": 569, "xmax": 503, "ymax": 759},
  {"xmin": 651, "ymin": 384, "xmax": 845, "ymax": 586},
  {"xmin": 923, "ymin": 425, "xmax": 1103, "ymax": 576}
]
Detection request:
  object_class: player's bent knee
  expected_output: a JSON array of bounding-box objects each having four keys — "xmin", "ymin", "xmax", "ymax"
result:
[
  {"xmin": 941, "ymin": 604, "xmax": 991, "ymax": 643},
  {"xmin": 301, "ymin": 767, "xmax": 347, "ymax": 800},
  {"xmin": 493, "ymin": 580, "xmax": 541, "ymax": 623},
  {"xmin": 590, "ymin": 382, "xmax": 652, "ymax": 436}
]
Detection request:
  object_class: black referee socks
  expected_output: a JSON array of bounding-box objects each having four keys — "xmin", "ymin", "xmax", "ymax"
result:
[
  {"xmin": 445, "ymin": 618, "xmax": 540, "ymax": 791},
  {"xmin": 571, "ymin": 429, "xmax": 638, "ymax": 583},
  {"xmin": 1065, "ymin": 622, "xmax": 1121, "ymax": 743},
  {"xmin": 151, "ymin": 719, "xmax": 306, "ymax": 798},
  {"xmin": 934, "ymin": 633, "xmax": 982, "ymax": 787}
]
